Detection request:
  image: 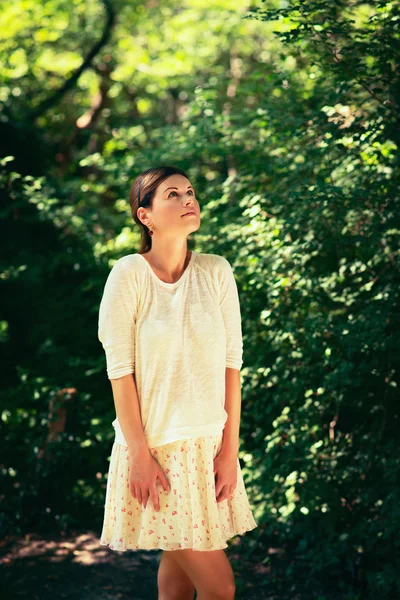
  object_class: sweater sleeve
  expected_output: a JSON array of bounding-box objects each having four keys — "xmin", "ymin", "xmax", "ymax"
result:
[
  {"xmin": 216, "ymin": 256, "xmax": 243, "ymax": 371},
  {"xmin": 98, "ymin": 258, "xmax": 138, "ymax": 380}
]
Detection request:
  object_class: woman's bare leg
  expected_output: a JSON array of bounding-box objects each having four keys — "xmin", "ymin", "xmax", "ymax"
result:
[
  {"xmin": 157, "ymin": 550, "xmax": 196, "ymax": 600},
  {"xmin": 169, "ymin": 548, "xmax": 235, "ymax": 600}
]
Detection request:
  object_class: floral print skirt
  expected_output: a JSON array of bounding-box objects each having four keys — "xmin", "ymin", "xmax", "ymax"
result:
[{"xmin": 99, "ymin": 432, "xmax": 258, "ymax": 552}]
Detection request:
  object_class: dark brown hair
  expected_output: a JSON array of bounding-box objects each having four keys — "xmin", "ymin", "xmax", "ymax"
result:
[{"xmin": 130, "ymin": 165, "xmax": 191, "ymax": 254}]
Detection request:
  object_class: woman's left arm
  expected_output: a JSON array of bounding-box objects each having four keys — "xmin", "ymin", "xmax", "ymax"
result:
[
  {"xmin": 214, "ymin": 256, "xmax": 244, "ymax": 502},
  {"xmin": 221, "ymin": 367, "xmax": 241, "ymax": 457},
  {"xmin": 214, "ymin": 367, "xmax": 241, "ymax": 503}
]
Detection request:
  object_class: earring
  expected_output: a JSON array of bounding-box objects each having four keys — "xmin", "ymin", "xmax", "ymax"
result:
[{"xmin": 148, "ymin": 223, "xmax": 154, "ymax": 236}]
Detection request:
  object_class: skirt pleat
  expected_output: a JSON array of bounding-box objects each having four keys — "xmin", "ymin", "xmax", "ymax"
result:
[{"xmin": 100, "ymin": 432, "xmax": 258, "ymax": 552}]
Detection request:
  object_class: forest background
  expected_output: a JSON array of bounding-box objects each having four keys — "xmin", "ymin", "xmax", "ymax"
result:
[{"xmin": 1, "ymin": 1, "xmax": 399, "ymax": 599}]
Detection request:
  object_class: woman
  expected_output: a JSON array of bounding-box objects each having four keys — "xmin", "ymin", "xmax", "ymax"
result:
[{"xmin": 98, "ymin": 165, "xmax": 258, "ymax": 599}]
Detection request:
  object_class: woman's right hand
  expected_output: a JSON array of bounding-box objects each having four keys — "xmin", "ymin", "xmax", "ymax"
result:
[{"xmin": 128, "ymin": 447, "xmax": 170, "ymax": 511}]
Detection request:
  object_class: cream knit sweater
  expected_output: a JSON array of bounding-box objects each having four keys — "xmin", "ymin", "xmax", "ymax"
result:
[{"xmin": 98, "ymin": 250, "xmax": 243, "ymax": 448}]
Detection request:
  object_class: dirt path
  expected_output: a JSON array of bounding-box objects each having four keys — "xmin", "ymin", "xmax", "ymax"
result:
[{"xmin": 0, "ymin": 530, "xmax": 268, "ymax": 600}]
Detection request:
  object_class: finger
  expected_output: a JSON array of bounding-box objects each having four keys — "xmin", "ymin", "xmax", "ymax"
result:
[
  {"xmin": 142, "ymin": 489, "xmax": 149, "ymax": 509},
  {"xmin": 158, "ymin": 470, "xmax": 171, "ymax": 492},
  {"xmin": 215, "ymin": 481, "xmax": 227, "ymax": 500},
  {"xmin": 217, "ymin": 492, "xmax": 229, "ymax": 503},
  {"xmin": 221, "ymin": 482, "xmax": 231, "ymax": 495},
  {"xmin": 143, "ymin": 487, "xmax": 151, "ymax": 508},
  {"xmin": 215, "ymin": 479, "xmax": 223, "ymax": 499},
  {"xmin": 151, "ymin": 487, "xmax": 160, "ymax": 512},
  {"xmin": 130, "ymin": 483, "xmax": 136, "ymax": 500}
]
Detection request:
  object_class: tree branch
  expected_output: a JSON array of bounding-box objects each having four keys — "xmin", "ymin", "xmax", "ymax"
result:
[{"xmin": 28, "ymin": 0, "xmax": 115, "ymax": 123}]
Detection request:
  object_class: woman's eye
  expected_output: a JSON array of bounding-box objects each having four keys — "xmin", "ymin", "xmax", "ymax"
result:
[{"xmin": 168, "ymin": 190, "xmax": 194, "ymax": 198}]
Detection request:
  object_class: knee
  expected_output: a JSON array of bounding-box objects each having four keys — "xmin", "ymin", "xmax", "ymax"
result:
[
  {"xmin": 226, "ymin": 581, "xmax": 236, "ymax": 599},
  {"xmin": 158, "ymin": 575, "xmax": 195, "ymax": 600},
  {"xmin": 218, "ymin": 581, "xmax": 236, "ymax": 600},
  {"xmin": 213, "ymin": 580, "xmax": 236, "ymax": 600},
  {"xmin": 158, "ymin": 581, "xmax": 195, "ymax": 600},
  {"xmin": 198, "ymin": 580, "xmax": 235, "ymax": 600}
]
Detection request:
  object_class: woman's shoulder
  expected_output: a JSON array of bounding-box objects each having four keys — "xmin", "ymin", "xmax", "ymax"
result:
[
  {"xmin": 110, "ymin": 253, "xmax": 146, "ymax": 272},
  {"xmin": 194, "ymin": 251, "xmax": 229, "ymax": 269},
  {"xmin": 194, "ymin": 252, "xmax": 232, "ymax": 279},
  {"xmin": 104, "ymin": 254, "xmax": 146, "ymax": 288}
]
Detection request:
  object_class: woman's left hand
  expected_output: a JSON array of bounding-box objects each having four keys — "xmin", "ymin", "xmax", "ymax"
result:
[{"xmin": 213, "ymin": 449, "xmax": 238, "ymax": 503}]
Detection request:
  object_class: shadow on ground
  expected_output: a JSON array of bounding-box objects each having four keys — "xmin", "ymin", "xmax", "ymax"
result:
[{"xmin": 0, "ymin": 530, "xmax": 272, "ymax": 600}]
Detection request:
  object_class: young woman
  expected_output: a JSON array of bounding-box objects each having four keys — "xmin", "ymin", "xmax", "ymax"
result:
[{"xmin": 98, "ymin": 165, "xmax": 258, "ymax": 599}]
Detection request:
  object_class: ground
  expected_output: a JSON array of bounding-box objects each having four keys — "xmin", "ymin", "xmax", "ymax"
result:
[{"xmin": 0, "ymin": 530, "xmax": 279, "ymax": 600}]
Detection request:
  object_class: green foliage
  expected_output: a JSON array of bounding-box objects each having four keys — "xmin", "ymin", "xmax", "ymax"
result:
[{"xmin": 0, "ymin": 1, "xmax": 399, "ymax": 598}]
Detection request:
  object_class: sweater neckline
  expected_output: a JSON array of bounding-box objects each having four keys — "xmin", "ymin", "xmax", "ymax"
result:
[{"xmin": 137, "ymin": 250, "xmax": 196, "ymax": 288}]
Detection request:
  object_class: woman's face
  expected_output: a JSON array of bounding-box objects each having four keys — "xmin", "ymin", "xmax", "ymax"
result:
[{"xmin": 141, "ymin": 174, "xmax": 201, "ymax": 238}]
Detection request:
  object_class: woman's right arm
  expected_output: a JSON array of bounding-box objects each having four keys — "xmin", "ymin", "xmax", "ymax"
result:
[
  {"xmin": 98, "ymin": 258, "xmax": 147, "ymax": 454},
  {"xmin": 111, "ymin": 371, "xmax": 169, "ymax": 511},
  {"xmin": 110, "ymin": 373, "xmax": 149, "ymax": 456}
]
